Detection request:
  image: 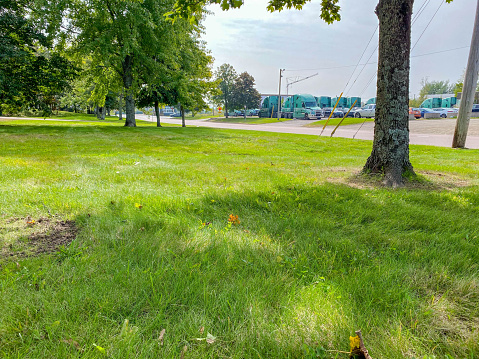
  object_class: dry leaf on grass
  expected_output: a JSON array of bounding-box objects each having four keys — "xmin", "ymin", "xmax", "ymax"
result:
[
  {"xmin": 180, "ymin": 345, "xmax": 187, "ymax": 359},
  {"xmin": 195, "ymin": 332, "xmax": 216, "ymax": 344},
  {"xmin": 61, "ymin": 339, "xmax": 82, "ymax": 351},
  {"xmin": 206, "ymin": 333, "xmax": 216, "ymax": 344},
  {"xmin": 158, "ymin": 329, "xmax": 166, "ymax": 346}
]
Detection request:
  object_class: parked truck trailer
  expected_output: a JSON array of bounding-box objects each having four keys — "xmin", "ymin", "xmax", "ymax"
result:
[{"xmin": 281, "ymin": 94, "xmax": 323, "ymax": 120}]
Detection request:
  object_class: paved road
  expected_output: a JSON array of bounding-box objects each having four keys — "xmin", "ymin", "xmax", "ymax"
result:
[{"xmin": 138, "ymin": 115, "xmax": 479, "ymax": 149}]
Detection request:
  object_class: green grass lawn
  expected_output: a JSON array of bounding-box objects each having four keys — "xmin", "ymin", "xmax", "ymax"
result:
[
  {"xmin": 307, "ymin": 117, "xmax": 376, "ymax": 127},
  {"xmin": 1, "ymin": 118, "xmax": 478, "ymax": 358},
  {"xmin": 1, "ymin": 112, "xmax": 179, "ymax": 127}
]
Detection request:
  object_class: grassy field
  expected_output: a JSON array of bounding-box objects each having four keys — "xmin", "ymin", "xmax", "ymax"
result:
[
  {"xmin": 307, "ymin": 117, "xmax": 376, "ymax": 127},
  {"xmin": 1, "ymin": 117, "xmax": 478, "ymax": 359}
]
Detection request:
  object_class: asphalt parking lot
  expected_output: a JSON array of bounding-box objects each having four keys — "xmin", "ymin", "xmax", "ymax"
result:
[{"xmin": 147, "ymin": 115, "xmax": 479, "ymax": 149}]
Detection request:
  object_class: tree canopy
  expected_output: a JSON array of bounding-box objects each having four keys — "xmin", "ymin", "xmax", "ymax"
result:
[
  {"xmin": 214, "ymin": 63, "xmax": 237, "ymax": 118},
  {"xmin": 231, "ymin": 72, "xmax": 262, "ymax": 112},
  {"xmin": 0, "ymin": 0, "xmax": 77, "ymax": 115},
  {"xmin": 34, "ymin": 0, "xmax": 213, "ymax": 126}
]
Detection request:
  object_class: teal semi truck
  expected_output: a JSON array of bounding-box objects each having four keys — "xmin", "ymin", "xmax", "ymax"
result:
[
  {"xmin": 441, "ymin": 97, "xmax": 457, "ymax": 108},
  {"xmin": 259, "ymin": 96, "xmax": 280, "ymax": 118},
  {"xmin": 281, "ymin": 94, "xmax": 324, "ymax": 120},
  {"xmin": 421, "ymin": 97, "xmax": 442, "ymax": 109},
  {"xmin": 347, "ymin": 97, "xmax": 361, "ymax": 108},
  {"xmin": 331, "ymin": 97, "xmax": 347, "ymax": 108},
  {"xmin": 315, "ymin": 96, "xmax": 331, "ymax": 108}
]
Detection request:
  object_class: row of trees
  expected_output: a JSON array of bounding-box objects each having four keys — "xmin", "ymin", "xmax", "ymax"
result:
[
  {"xmin": 213, "ymin": 64, "xmax": 262, "ymax": 118},
  {"xmin": 0, "ymin": 0, "xmax": 218, "ymax": 126}
]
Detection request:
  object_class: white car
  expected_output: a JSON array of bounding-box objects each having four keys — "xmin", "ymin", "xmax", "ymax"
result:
[
  {"xmin": 354, "ymin": 104, "xmax": 376, "ymax": 118},
  {"xmin": 432, "ymin": 108, "xmax": 457, "ymax": 118}
]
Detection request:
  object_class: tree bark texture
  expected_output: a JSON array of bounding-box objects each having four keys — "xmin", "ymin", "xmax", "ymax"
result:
[
  {"xmin": 154, "ymin": 100, "xmax": 161, "ymax": 127},
  {"xmin": 122, "ymin": 55, "xmax": 136, "ymax": 127},
  {"xmin": 181, "ymin": 105, "xmax": 186, "ymax": 127},
  {"xmin": 452, "ymin": 0, "xmax": 479, "ymax": 148},
  {"xmin": 118, "ymin": 93, "xmax": 123, "ymax": 121},
  {"xmin": 363, "ymin": 0, "xmax": 415, "ymax": 187}
]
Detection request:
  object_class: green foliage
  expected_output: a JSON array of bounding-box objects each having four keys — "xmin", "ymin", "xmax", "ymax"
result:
[
  {"xmin": 231, "ymin": 71, "xmax": 261, "ymax": 111},
  {"xmin": 214, "ymin": 63, "xmax": 237, "ymax": 115},
  {"xmin": 172, "ymin": 0, "xmax": 341, "ymax": 24},
  {"xmin": 419, "ymin": 79, "xmax": 455, "ymax": 98},
  {"xmin": 0, "ymin": 0, "xmax": 77, "ymax": 115},
  {"xmin": 36, "ymin": 0, "xmax": 211, "ymax": 126}
]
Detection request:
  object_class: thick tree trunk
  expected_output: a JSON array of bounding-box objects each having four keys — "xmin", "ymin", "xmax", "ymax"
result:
[
  {"xmin": 118, "ymin": 92, "xmax": 123, "ymax": 121},
  {"xmin": 181, "ymin": 105, "xmax": 186, "ymax": 127},
  {"xmin": 122, "ymin": 55, "xmax": 136, "ymax": 127},
  {"xmin": 225, "ymin": 102, "xmax": 228, "ymax": 118},
  {"xmin": 154, "ymin": 100, "xmax": 161, "ymax": 127},
  {"xmin": 363, "ymin": 0, "xmax": 415, "ymax": 187}
]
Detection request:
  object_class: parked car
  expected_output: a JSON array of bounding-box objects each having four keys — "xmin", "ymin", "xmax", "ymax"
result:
[
  {"xmin": 409, "ymin": 107, "xmax": 421, "ymax": 119},
  {"xmin": 432, "ymin": 108, "xmax": 457, "ymax": 118},
  {"xmin": 323, "ymin": 107, "xmax": 344, "ymax": 118},
  {"xmin": 345, "ymin": 107, "xmax": 361, "ymax": 117},
  {"xmin": 249, "ymin": 109, "xmax": 260, "ymax": 116},
  {"xmin": 472, "ymin": 104, "xmax": 479, "ymax": 113},
  {"xmin": 169, "ymin": 112, "xmax": 182, "ymax": 117},
  {"xmin": 420, "ymin": 108, "xmax": 443, "ymax": 118},
  {"xmin": 354, "ymin": 104, "xmax": 376, "ymax": 118}
]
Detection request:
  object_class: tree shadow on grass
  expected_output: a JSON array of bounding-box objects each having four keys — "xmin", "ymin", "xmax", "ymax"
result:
[{"xmin": 2, "ymin": 182, "xmax": 476, "ymax": 358}]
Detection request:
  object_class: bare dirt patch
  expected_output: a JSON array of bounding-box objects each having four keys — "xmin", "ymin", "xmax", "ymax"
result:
[
  {"xmin": 0, "ymin": 217, "xmax": 78, "ymax": 260},
  {"xmin": 344, "ymin": 171, "xmax": 472, "ymax": 191}
]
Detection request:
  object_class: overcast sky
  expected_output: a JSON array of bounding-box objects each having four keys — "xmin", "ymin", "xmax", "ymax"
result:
[{"xmin": 201, "ymin": 0, "xmax": 475, "ymax": 102}]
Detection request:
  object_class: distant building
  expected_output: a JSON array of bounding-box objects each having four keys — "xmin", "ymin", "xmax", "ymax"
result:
[{"xmin": 457, "ymin": 92, "xmax": 479, "ymax": 103}]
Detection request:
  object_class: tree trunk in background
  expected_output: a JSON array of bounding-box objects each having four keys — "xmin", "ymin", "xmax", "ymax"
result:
[
  {"xmin": 181, "ymin": 105, "xmax": 186, "ymax": 127},
  {"xmin": 154, "ymin": 100, "xmax": 161, "ymax": 127},
  {"xmin": 118, "ymin": 92, "xmax": 123, "ymax": 121},
  {"xmin": 363, "ymin": 0, "xmax": 415, "ymax": 187},
  {"xmin": 452, "ymin": 0, "xmax": 479, "ymax": 148},
  {"xmin": 225, "ymin": 101, "xmax": 228, "ymax": 118},
  {"xmin": 101, "ymin": 107, "xmax": 106, "ymax": 120},
  {"xmin": 122, "ymin": 55, "xmax": 136, "ymax": 127}
]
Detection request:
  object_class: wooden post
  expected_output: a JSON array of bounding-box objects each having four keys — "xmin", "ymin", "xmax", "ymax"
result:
[{"xmin": 452, "ymin": 0, "xmax": 479, "ymax": 148}]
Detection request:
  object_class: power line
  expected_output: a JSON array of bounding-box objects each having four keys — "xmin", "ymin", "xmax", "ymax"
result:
[
  {"xmin": 284, "ymin": 45, "xmax": 469, "ymax": 73},
  {"xmin": 342, "ymin": 25, "xmax": 378, "ymax": 94},
  {"xmin": 412, "ymin": 0, "xmax": 431, "ymax": 25},
  {"xmin": 412, "ymin": 0, "xmax": 445, "ymax": 51}
]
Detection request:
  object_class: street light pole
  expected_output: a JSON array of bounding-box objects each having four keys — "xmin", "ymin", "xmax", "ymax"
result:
[{"xmin": 278, "ymin": 69, "xmax": 285, "ymax": 121}]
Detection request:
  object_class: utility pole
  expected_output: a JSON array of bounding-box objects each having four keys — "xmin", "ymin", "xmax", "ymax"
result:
[
  {"xmin": 286, "ymin": 73, "xmax": 318, "ymax": 96},
  {"xmin": 453, "ymin": 0, "xmax": 479, "ymax": 148},
  {"xmin": 278, "ymin": 69, "xmax": 285, "ymax": 121}
]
